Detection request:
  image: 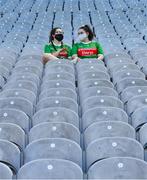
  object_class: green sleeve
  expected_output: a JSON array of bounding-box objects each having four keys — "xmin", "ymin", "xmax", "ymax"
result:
[
  {"xmin": 95, "ymin": 42, "xmax": 104, "ymax": 55},
  {"xmin": 66, "ymin": 45, "xmax": 72, "ymax": 57},
  {"xmin": 44, "ymin": 44, "xmax": 51, "ymax": 53},
  {"xmin": 71, "ymin": 43, "xmax": 78, "ymax": 56}
]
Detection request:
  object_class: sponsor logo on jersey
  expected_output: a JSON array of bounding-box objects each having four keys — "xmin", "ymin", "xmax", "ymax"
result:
[
  {"xmin": 78, "ymin": 48, "xmax": 98, "ymax": 57},
  {"xmin": 59, "ymin": 51, "xmax": 68, "ymax": 58}
]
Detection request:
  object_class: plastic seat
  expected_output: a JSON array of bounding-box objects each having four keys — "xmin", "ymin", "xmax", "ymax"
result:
[
  {"xmin": 45, "ymin": 64, "xmax": 74, "ymax": 74},
  {"xmin": 82, "ymin": 96, "xmax": 123, "ymax": 114},
  {"xmin": 46, "ymin": 59, "xmax": 74, "ymax": 66},
  {"xmin": 24, "ymin": 138, "xmax": 82, "ymax": 168},
  {"xmin": 77, "ymin": 64, "xmax": 107, "ymax": 73},
  {"xmin": 16, "ymin": 62, "xmax": 43, "ymax": 72},
  {"xmin": 121, "ymin": 86, "xmax": 147, "ymax": 103},
  {"xmin": 86, "ymin": 137, "xmax": 144, "ymax": 170},
  {"xmin": 43, "ymin": 72, "xmax": 75, "ymax": 82},
  {"xmin": 0, "ymin": 89, "xmax": 36, "ymax": 105},
  {"xmin": 79, "ymin": 79, "xmax": 114, "ymax": 90},
  {"xmin": 88, "ymin": 157, "xmax": 147, "ymax": 179},
  {"xmin": 0, "ymin": 108, "xmax": 29, "ymax": 132},
  {"xmin": 36, "ymin": 97, "xmax": 78, "ymax": 114},
  {"xmin": 0, "ymin": 97, "xmax": 33, "ymax": 117},
  {"xmin": 77, "ymin": 71, "xmax": 110, "ymax": 82},
  {"xmin": 142, "ymin": 65, "xmax": 147, "ymax": 76},
  {"xmin": 80, "ymin": 87, "xmax": 118, "ymax": 103},
  {"xmin": 139, "ymin": 123, "xmax": 147, "ymax": 148},
  {"xmin": 0, "ymin": 58, "xmax": 13, "ymax": 71},
  {"xmin": 77, "ymin": 58, "xmax": 104, "ymax": 65},
  {"xmin": 0, "ymin": 75, "xmax": 4, "ymax": 88},
  {"xmin": 105, "ymin": 53, "xmax": 130, "ymax": 61},
  {"xmin": 41, "ymin": 80, "xmax": 75, "ymax": 91},
  {"xmin": 0, "ymin": 65, "xmax": 9, "ymax": 80},
  {"xmin": 39, "ymin": 88, "xmax": 77, "ymax": 101},
  {"xmin": 32, "ymin": 107, "xmax": 79, "ymax": 128},
  {"xmin": 4, "ymin": 80, "xmax": 38, "ymax": 95},
  {"xmin": 0, "ymin": 162, "xmax": 13, "ymax": 179},
  {"xmin": 0, "ymin": 123, "xmax": 26, "ymax": 150},
  {"xmin": 131, "ymin": 106, "xmax": 147, "ymax": 130},
  {"xmin": 127, "ymin": 95, "xmax": 147, "ymax": 115},
  {"xmin": 17, "ymin": 159, "xmax": 83, "ymax": 179},
  {"xmin": 117, "ymin": 78, "xmax": 147, "ymax": 94},
  {"xmin": 110, "ymin": 63, "xmax": 140, "ymax": 76},
  {"xmin": 9, "ymin": 72, "xmax": 40, "ymax": 87},
  {"xmin": 29, "ymin": 122, "xmax": 80, "ymax": 145},
  {"xmin": 106, "ymin": 58, "xmax": 134, "ymax": 70},
  {"xmin": 16, "ymin": 60, "xmax": 43, "ymax": 71},
  {"xmin": 0, "ymin": 140, "xmax": 20, "ymax": 173},
  {"xmin": 19, "ymin": 54, "xmax": 42, "ymax": 61},
  {"xmin": 84, "ymin": 121, "xmax": 135, "ymax": 149},
  {"xmin": 82, "ymin": 107, "xmax": 128, "ymax": 131},
  {"xmin": 112, "ymin": 70, "xmax": 145, "ymax": 85},
  {"xmin": 13, "ymin": 65, "xmax": 42, "ymax": 78},
  {"xmin": 137, "ymin": 58, "xmax": 147, "ymax": 68}
]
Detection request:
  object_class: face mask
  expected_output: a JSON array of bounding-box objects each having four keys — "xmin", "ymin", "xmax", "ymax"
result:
[
  {"xmin": 78, "ymin": 33, "xmax": 87, "ymax": 41},
  {"xmin": 55, "ymin": 34, "xmax": 64, "ymax": 41}
]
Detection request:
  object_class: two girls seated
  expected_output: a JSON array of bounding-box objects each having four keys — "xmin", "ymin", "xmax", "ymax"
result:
[{"xmin": 43, "ymin": 25, "xmax": 104, "ymax": 64}]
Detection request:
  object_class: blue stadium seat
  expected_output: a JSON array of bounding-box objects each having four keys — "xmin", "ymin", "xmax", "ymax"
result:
[
  {"xmin": 0, "ymin": 163, "xmax": 13, "ymax": 179},
  {"xmin": 86, "ymin": 137, "xmax": 144, "ymax": 170},
  {"xmin": 17, "ymin": 159, "xmax": 83, "ymax": 179},
  {"xmin": 88, "ymin": 157, "xmax": 147, "ymax": 179}
]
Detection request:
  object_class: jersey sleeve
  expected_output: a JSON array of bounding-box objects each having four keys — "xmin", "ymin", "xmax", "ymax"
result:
[
  {"xmin": 71, "ymin": 43, "xmax": 78, "ymax": 56},
  {"xmin": 66, "ymin": 45, "xmax": 72, "ymax": 57},
  {"xmin": 95, "ymin": 42, "xmax": 104, "ymax": 55},
  {"xmin": 44, "ymin": 44, "xmax": 51, "ymax": 53}
]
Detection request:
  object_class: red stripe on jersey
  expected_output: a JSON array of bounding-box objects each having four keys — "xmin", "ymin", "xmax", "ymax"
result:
[
  {"xmin": 78, "ymin": 48, "xmax": 98, "ymax": 57},
  {"xmin": 58, "ymin": 51, "xmax": 68, "ymax": 58}
]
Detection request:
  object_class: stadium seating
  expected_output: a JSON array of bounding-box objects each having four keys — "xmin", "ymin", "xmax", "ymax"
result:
[{"xmin": 0, "ymin": 0, "xmax": 147, "ymax": 179}]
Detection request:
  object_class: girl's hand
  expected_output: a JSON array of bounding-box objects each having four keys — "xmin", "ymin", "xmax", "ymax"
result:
[
  {"xmin": 72, "ymin": 55, "xmax": 80, "ymax": 61},
  {"xmin": 72, "ymin": 57, "xmax": 81, "ymax": 64},
  {"xmin": 97, "ymin": 54, "xmax": 104, "ymax": 61},
  {"xmin": 52, "ymin": 48, "xmax": 66, "ymax": 56},
  {"xmin": 77, "ymin": 57, "xmax": 81, "ymax": 62},
  {"xmin": 60, "ymin": 47, "xmax": 67, "ymax": 52}
]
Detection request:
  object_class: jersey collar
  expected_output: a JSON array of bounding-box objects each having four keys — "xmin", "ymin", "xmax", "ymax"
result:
[
  {"xmin": 53, "ymin": 42, "xmax": 62, "ymax": 46},
  {"xmin": 81, "ymin": 41, "xmax": 92, "ymax": 44}
]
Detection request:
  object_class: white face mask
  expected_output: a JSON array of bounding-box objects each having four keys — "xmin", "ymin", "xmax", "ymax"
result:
[{"xmin": 78, "ymin": 33, "xmax": 87, "ymax": 41}]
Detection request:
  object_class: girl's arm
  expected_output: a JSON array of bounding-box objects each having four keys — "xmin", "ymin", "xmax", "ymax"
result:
[
  {"xmin": 52, "ymin": 48, "xmax": 67, "ymax": 57},
  {"xmin": 71, "ymin": 44, "xmax": 81, "ymax": 62},
  {"xmin": 42, "ymin": 53, "xmax": 59, "ymax": 64},
  {"xmin": 43, "ymin": 44, "xmax": 59, "ymax": 64},
  {"xmin": 42, "ymin": 47, "xmax": 67, "ymax": 64},
  {"xmin": 96, "ymin": 42, "xmax": 104, "ymax": 60}
]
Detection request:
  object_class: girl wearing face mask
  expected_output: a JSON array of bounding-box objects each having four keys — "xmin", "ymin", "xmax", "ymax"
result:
[
  {"xmin": 72, "ymin": 25, "xmax": 104, "ymax": 62},
  {"xmin": 43, "ymin": 27, "xmax": 72, "ymax": 64}
]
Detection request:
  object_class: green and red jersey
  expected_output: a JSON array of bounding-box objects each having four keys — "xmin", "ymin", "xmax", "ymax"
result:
[
  {"xmin": 72, "ymin": 41, "xmax": 104, "ymax": 59},
  {"xmin": 44, "ymin": 43, "xmax": 71, "ymax": 58}
]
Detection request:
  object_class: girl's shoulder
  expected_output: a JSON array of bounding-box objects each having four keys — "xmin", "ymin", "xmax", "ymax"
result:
[
  {"xmin": 44, "ymin": 43, "xmax": 52, "ymax": 47},
  {"xmin": 91, "ymin": 41, "xmax": 102, "ymax": 47},
  {"xmin": 72, "ymin": 42, "xmax": 82, "ymax": 47},
  {"xmin": 91, "ymin": 40, "xmax": 99, "ymax": 44}
]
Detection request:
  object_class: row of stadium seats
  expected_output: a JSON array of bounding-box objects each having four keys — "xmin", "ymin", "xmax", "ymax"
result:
[
  {"xmin": 1, "ymin": 0, "xmax": 147, "ymax": 179},
  {"xmin": 1, "ymin": 54, "xmax": 147, "ymax": 179}
]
